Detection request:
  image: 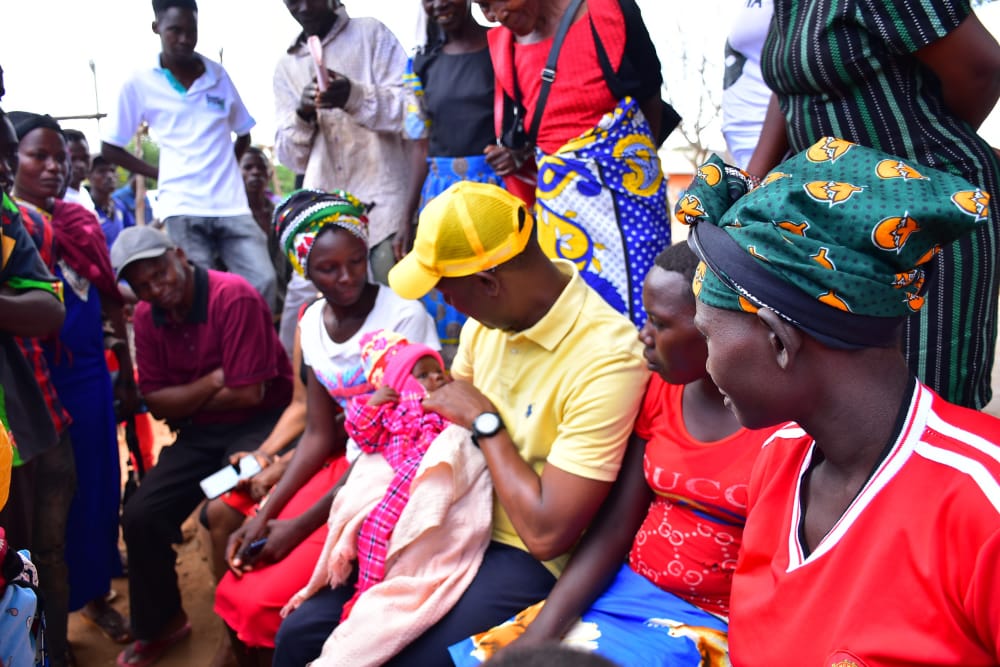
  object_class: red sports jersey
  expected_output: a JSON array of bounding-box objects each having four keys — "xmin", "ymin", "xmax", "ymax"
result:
[{"xmin": 730, "ymin": 382, "xmax": 1000, "ymax": 666}]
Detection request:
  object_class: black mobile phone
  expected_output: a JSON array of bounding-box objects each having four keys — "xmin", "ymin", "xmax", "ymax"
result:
[{"xmin": 243, "ymin": 538, "xmax": 268, "ymax": 560}]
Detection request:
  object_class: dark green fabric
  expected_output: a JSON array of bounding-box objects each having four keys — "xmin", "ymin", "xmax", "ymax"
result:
[
  {"xmin": 678, "ymin": 138, "xmax": 988, "ymax": 324},
  {"xmin": 761, "ymin": 0, "xmax": 1000, "ymax": 406}
]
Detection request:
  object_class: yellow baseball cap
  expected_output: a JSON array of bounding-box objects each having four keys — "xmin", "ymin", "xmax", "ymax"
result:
[{"xmin": 389, "ymin": 181, "xmax": 534, "ymax": 300}]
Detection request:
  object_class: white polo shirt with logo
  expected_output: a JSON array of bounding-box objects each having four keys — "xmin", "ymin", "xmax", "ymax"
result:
[{"xmin": 105, "ymin": 54, "xmax": 255, "ymax": 220}]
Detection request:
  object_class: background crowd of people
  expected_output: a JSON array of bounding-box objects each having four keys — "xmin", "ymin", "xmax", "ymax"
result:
[{"xmin": 1, "ymin": 0, "xmax": 1000, "ymax": 666}]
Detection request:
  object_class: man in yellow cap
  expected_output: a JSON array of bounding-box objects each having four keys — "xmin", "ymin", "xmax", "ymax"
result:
[{"xmin": 271, "ymin": 181, "xmax": 651, "ymax": 666}]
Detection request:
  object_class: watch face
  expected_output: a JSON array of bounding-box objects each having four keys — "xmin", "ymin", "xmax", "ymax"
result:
[{"xmin": 474, "ymin": 412, "xmax": 502, "ymax": 436}]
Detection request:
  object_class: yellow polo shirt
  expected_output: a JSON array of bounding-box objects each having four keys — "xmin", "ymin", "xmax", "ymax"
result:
[{"xmin": 451, "ymin": 260, "xmax": 649, "ymax": 575}]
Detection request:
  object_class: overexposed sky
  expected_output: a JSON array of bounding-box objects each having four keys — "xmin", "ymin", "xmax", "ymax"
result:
[
  {"xmin": 0, "ymin": 0, "xmax": 721, "ymax": 155},
  {"xmin": 3, "ymin": 1, "xmax": 1000, "ymax": 163}
]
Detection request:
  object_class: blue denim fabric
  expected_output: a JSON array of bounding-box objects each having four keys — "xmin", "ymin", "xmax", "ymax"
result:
[{"xmin": 164, "ymin": 214, "xmax": 278, "ymax": 311}]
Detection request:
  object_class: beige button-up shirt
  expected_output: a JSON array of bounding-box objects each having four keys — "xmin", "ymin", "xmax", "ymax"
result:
[{"xmin": 273, "ymin": 8, "xmax": 416, "ymax": 248}]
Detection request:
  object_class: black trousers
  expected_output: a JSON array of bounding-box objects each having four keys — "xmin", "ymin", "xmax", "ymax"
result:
[
  {"xmin": 120, "ymin": 413, "xmax": 277, "ymax": 640},
  {"xmin": 273, "ymin": 541, "xmax": 558, "ymax": 667}
]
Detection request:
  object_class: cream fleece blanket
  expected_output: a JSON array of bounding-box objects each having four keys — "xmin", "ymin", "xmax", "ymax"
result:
[{"xmin": 281, "ymin": 424, "xmax": 493, "ymax": 667}]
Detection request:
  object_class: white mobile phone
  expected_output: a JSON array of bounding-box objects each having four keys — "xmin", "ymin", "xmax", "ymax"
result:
[{"xmin": 199, "ymin": 456, "xmax": 263, "ymax": 499}]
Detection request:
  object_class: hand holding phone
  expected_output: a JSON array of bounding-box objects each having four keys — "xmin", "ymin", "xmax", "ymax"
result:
[
  {"xmin": 243, "ymin": 538, "xmax": 268, "ymax": 560},
  {"xmin": 199, "ymin": 456, "xmax": 263, "ymax": 499}
]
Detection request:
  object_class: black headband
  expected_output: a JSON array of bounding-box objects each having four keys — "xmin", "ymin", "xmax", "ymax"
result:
[
  {"xmin": 689, "ymin": 222, "xmax": 904, "ymax": 349},
  {"xmin": 7, "ymin": 111, "xmax": 63, "ymax": 142}
]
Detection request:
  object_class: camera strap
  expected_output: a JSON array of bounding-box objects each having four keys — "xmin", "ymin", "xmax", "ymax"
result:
[{"xmin": 509, "ymin": 0, "xmax": 587, "ymax": 147}]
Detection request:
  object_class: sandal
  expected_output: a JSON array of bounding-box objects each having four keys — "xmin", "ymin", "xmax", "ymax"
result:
[
  {"xmin": 115, "ymin": 623, "xmax": 191, "ymax": 667},
  {"xmin": 81, "ymin": 600, "xmax": 133, "ymax": 644}
]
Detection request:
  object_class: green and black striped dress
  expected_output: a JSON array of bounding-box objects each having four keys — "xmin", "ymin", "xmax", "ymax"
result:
[{"xmin": 763, "ymin": 0, "xmax": 1000, "ymax": 409}]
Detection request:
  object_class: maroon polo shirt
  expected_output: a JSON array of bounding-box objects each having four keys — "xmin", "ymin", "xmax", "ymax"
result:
[{"xmin": 134, "ymin": 266, "xmax": 292, "ymax": 425}]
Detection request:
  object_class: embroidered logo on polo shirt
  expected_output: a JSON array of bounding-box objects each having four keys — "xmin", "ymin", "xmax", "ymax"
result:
[
  {"xmin": 827, "ymin": 650, "xmax": 867, "ymax": 667},
  {"xmin": 206, "ymin": 94, "xmax": 226, "ymax": 110}
]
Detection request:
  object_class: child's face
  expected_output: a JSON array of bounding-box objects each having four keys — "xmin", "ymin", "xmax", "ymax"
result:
[{"xmin": 411, "ymin": 356, "xmax": 448, "ymax": 393}]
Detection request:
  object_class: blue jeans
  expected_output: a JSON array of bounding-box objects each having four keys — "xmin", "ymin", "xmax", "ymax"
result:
[{"xmin": 164, "ymin": 214, "xmax": 278, "ymax": 311}]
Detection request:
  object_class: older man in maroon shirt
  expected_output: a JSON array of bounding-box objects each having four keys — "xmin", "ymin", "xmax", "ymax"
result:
[{"xmin": 110, "ymin": 225, "xmax": 292, "ymax": 661}]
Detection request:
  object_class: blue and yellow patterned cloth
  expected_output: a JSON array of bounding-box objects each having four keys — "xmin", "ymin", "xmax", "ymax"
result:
[
  {"xmin": 534, "ymin": 97, "xmax": 671, "ymax": 327},
  {"xmin": 449, "ymin": 564, "xmax": 728, "ymax": 667}
]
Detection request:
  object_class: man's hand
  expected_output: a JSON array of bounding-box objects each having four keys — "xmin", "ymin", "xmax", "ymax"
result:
[
  {"xmin": 422, "ymin": 379, "xmax": 496, "ymax": 428},
  {"xmin": 210, "ymin": 367, "xmax": 226, "ymax": 390},
  {"xmin": 297, "ymin": 81, "xmax": 319, "ymax": 122},
  {"xmin": 315, "ymin": 70, "xmax": 351, "ymax": 110},
  {"xmin": 392, "ymin": 221, "xmax": 414, "ymax": 262}
]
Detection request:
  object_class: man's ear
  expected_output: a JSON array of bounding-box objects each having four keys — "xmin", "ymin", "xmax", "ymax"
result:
[
  {"xmin": 152, "ymin": 20, "xmax": 160, "ymax": 36},
  {"xmin": 474, "ymin": 270, "xmax": 501, "ymax": 298},
  {"xmin": 757, "ymin": 308, "xmax": 801, "ymax": 370}
]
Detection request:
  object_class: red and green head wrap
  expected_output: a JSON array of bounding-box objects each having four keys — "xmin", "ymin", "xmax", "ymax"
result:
[{"xmin": 274, "ymin": 188, "xmax": 370, "ymax": 278}]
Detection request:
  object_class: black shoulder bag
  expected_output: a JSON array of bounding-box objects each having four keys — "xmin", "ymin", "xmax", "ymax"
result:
[
  {"xmin": 499, "ymin": 0, "xmax": 587, "ymax": 164},
  {"xmin": 589, "ymin": 0, "xmax": 682, "ymax": 147}
]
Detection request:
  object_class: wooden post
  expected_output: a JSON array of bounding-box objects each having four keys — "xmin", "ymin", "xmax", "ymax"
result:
[
  {"xmin": 134, "ymin": 123, "xmax": 148, "ymax": 226},
  {"xmin": 266, "ymin": 146, "xmax": 283, "ymax": 199}
]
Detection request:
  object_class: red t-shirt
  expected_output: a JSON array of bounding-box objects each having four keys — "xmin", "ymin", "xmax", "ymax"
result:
[
  {"xmin": 730, "ymin": 383, "xmax": 1000, "ymax": 666},
  {"xmin": 135, "ymin": 267, "xmax": 292, "ymax": 425},
  {"xmin": 489, "ymin": 0, "xmax": 623, "ymax": 155},
  {"xmin": 628, "ymin": 374, "xmax": 767, "ymax": 616}
]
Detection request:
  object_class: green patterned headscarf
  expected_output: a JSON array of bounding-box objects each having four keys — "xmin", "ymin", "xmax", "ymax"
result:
[
  {"xmin": 274, "ymin": 188, "xmax": 370, "ymax": 277},
  {"xmin": 675, "ymin": 137, "xmax": 989, "ymax": 348}
]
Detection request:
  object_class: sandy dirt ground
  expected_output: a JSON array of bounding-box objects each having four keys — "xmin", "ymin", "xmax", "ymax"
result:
[
  {"xmin": 68, "ymin": 528, "xmax": 227, "ymax": 667},
  {"xmin": 68, "ymin": 421, "xmax": 229, "ymax": 667}
]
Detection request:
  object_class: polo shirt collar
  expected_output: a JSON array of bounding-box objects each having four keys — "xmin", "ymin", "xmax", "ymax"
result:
[
  {"xmin": 288, "ymin": 6, "xmax": 350, "ymax": 54},
  {"xmin": 155, "ymin": 52, "xmax": 217, "ymax": 93},
  {"xmin": 510, "ymin": 259, "xmax": 586, "ymax": 352},
  {"xmin": 152, "ymin": 264, "xmax": 209, "ymax": 327}
]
